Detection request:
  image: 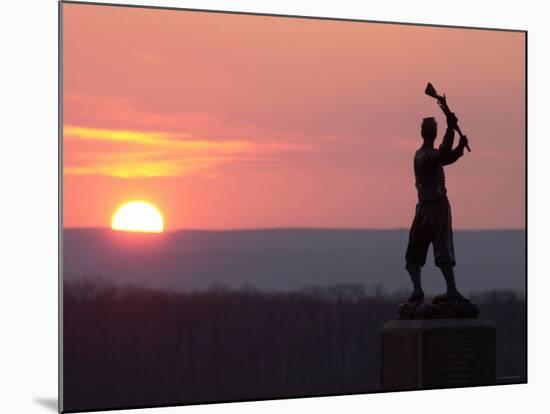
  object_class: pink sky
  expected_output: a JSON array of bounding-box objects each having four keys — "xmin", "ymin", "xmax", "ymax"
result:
[{"xmin": 63, "ymin": 3, "xmax": 525, "ymax": 230}]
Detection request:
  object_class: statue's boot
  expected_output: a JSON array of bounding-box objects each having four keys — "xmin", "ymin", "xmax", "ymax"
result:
[
  {"xmin": 440, "ymin": 264, "xmax": 471, "ymax": 303},
  {"xmin": 408, "ymin": 290, "xmax": 425, "ymax": 303},
  {"xmin": 407, "ymin": 265, "xmax": 425, "ymax": 302}
]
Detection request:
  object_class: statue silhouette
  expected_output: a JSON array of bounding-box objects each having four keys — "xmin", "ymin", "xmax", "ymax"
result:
[{"xmin": 405, "ymin": 113, "xmax": 470, "ymax": 303}]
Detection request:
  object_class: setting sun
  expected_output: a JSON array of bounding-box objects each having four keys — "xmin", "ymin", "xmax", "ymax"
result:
[{"xmin": 111, "ymin": 201, "xmax": 164, "ymax": 233}]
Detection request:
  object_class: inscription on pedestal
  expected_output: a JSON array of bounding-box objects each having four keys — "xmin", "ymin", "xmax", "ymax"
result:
[
  {"xmin": 422, "ymin": 325, "xmax": 495, "ymax": 387},
  {"xmin": 380, "ymin": 319, "xmax": 495, "ymax": 390}
]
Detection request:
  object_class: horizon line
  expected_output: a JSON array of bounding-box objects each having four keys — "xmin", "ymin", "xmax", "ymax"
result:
[{"xmin": 63, "ymin": 226, "xmax": 527, "ymax": 233}]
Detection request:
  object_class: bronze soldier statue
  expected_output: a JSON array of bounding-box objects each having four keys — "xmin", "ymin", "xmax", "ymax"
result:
[{"xmin": 405, "ymin": 113, "xmax": 470, "ymax": 303}]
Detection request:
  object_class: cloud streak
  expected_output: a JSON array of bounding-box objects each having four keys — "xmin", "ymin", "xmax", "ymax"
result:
[{"xmin": 64, "ymin": 124, "xmax": 311, "ymax": 178}]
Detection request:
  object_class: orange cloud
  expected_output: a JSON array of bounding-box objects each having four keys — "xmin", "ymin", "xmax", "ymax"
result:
[{"xmin": 64, "ymin": 124, "xmax": 312, "ymax": 178}]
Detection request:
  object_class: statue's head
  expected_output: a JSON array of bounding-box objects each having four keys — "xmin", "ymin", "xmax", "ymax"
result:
[{"xmin": 421, "ymin": 117, "xmax": 437, "ymax": 141}]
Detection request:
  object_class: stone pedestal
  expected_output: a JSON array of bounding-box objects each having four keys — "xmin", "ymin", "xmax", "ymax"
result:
[{"xmin": 380, "ymin": 318, "xmax": 495, "ymax": 390}]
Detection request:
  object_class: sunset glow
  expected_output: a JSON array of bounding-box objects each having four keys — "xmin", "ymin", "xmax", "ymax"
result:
[
  {"xmin": 111, "ymin": 201, "xmax": 164, "ymax": 233},
  {"xmin": 63, "ymin": 4, "xmax": 525, "ymax": 230}
]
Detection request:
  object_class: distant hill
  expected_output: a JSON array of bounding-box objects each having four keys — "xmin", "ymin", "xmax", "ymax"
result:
[{"xmin": 62, "ymin": 228, "xmax": 525, "ymax": 294}]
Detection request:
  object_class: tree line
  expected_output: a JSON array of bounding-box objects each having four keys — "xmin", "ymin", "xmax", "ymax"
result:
[{"xmin": 63, "ymin": 278, "xmax": 526, "ymax": 411}]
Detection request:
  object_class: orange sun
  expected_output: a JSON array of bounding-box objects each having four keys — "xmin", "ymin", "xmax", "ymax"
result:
[{"xmin": 111, "ymin": 201, "xmax": 164, "ymax": 233}]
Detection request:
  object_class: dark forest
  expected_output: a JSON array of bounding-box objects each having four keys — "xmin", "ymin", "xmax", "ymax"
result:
[{"xmin": 63, "ymin": 279, "xmax": 526, "ymax": 411}]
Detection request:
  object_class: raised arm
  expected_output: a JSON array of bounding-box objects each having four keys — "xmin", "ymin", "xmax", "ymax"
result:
[
  {"xmin": 442, "ymin": 146, "xmax": 463, "ymax": 166},
  {"xmin": 442, "ymin": 134, "xmax": 469, "ymax": 166},
  {"xmin": 437, "ymin": 126, "xmax": 455, "ymax": 161},
  {"xmin": 438, "ymin": 112, "xmax": 469, "ymax": 165}
]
